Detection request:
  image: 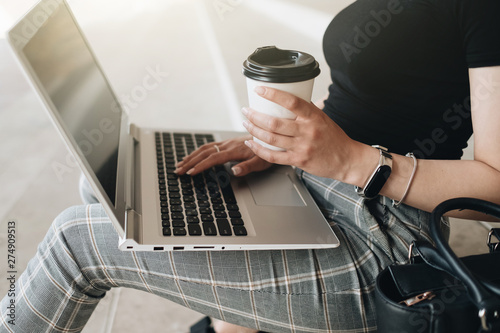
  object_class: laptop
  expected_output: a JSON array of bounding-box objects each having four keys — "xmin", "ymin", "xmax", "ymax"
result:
[{"xmin": 7, "ymin": 0, "xmax": 339, "ymax": 251}]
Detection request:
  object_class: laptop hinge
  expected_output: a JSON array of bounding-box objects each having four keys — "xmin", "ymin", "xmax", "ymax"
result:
[
  {"xmin": 125, "ymin": 126, "xmax": 142, "ymax": 210},
  {"xmin": 124, "ymin": 209, "xmax": 142, "ymax": 245},
  {"xmin": 129, "ymin": 123, "xmax": 141, "ymax": 141}
]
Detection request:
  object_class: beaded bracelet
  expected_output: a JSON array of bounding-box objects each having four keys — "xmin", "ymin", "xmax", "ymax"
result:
[{"xmin": 392, "ymin": 153, "xmax": 417, "ymax": 208}]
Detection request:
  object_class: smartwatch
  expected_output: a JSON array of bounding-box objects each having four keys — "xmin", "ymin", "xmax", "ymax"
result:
[{"xmin": 355, "ymin": 146, "xmax": 393, "ymax": 200}]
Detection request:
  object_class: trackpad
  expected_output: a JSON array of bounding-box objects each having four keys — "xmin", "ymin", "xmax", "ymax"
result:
[{"xmin": 245, "ymin": 171, "xmax": 306, "ymax": 207}]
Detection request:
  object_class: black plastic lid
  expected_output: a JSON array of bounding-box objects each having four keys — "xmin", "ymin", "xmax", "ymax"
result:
[{"xmin": 242, "ymin": 46, "xmax": 320, "ymax": 83}]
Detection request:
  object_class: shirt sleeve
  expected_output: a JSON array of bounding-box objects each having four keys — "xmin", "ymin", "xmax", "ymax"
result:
[{"xmin": 456, "ymin": 0, "xmax": 500, "ymax": 68}]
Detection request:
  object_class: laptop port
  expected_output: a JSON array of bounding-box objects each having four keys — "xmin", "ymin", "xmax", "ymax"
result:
[
  {"xmin": 153, "ymin": 247, "xmax": 164, "ymax": 251},
  {"xmin": 173, "ymin": 246, "xmax": 184, "ymax": 251}
]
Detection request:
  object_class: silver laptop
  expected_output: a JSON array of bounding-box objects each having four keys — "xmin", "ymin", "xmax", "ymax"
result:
[{"xmin": 7, "ymin": 0, "xmax": 339, "ymax": 251}]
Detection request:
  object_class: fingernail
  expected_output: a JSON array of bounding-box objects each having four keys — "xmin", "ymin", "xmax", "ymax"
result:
[
  {"xmin": 174, "ymin": 168, "xmax": 180, "ymax": 174},
  {"xmin": 241, "ymin": 107, "xmax": 249, "ymax": 116},
  {"xmin": 242, "ymin": 120, "xmax": 249, "ymax": 128},
  {"xmin": 244, "ymin": 140, "xmax": 252, "ymax": 148},
  {"xmin": 232, "ymin": 166, "xmax": 242, "ymax": 176},
  {"xmin": 186, "ymin": 168, "xmax": 194, "ymax": 175},
  {"xmin": 254, "ymin": 86, "xmax": 266, "ymax": 95}
]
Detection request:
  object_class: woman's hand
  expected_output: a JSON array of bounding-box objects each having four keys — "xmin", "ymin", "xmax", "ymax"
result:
[
  {"xmin": 175, "ymin": 135, "xmax": 273, "ymax": 176},
  {"xmin": 242, "ymin": 86, "xmax": 365, "ymax": 181}
]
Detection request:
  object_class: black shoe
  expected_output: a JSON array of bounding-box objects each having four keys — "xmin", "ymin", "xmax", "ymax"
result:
[
  {"xmin": 189, "ymin": 316, "xmax": 269, "ymax": 333},
  {"xmin": 190, "ymin": 317, "xmax": 215, "ymax": 333}
]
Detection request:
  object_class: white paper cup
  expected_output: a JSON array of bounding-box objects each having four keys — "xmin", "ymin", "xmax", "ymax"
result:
[
  {"xmin": 246, "ymin": 78, "xmax": 315, "ymax": 151},
  {"xmin": 242, "ymin": 46, "xmax": 320, "ymax": 151}
]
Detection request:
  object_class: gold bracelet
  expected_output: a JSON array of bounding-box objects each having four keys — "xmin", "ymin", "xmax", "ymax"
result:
[{"xmin": 392, "ymin": 153, "xmax": 417, "ymax": 208}]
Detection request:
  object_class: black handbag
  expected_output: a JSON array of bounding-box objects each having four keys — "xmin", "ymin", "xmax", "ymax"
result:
[{"xmin": 375, "ymin": 198, "xmax": 500, "ymax": 332}]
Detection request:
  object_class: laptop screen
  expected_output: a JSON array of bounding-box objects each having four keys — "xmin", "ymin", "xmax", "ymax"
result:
[{"xmin": 22, "ymin": 5, "xmax": 122, "ymax": 205}]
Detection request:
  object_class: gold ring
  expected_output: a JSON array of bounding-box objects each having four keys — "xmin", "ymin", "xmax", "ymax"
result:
[{"xmin": 214, "ymin": 145, "xmax": 220, "ymax": 153}]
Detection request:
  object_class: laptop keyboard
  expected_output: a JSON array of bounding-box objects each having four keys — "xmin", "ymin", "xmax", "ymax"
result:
[{"xmin": 155, "ymin": 132, "xmax": 248, "ymax": 237}]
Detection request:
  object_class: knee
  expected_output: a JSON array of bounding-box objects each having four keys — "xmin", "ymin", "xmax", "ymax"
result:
[
  {"xmin": 48, "ymin": 205, "xmax": 102, "ymax": 256},
  {"xmin": 46, "ymin": 205, "xmax": 106, "ymax": 271},
  {"xmin": 52, "ymin": 205, "xmax": 88, "ymax": 234},
  {"xmin": 40, "ymin": 205, "xmax": 112, "ymax": 296}
]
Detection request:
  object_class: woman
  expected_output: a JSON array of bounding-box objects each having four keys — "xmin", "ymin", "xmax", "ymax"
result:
[{"xmin": 2, "ymin": 0, "xmax": 500, "ymax": 332}]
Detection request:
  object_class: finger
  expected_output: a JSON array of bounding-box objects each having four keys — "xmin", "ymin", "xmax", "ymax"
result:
[
  {"xmin": 177, "ymin": 150, "xmax": 230, "ymax": 175},
  {"xmin": 242, "ymin": 119, "xmax": 293, "ymax": 150},
  {"xmin": 254, "ymin": 86, "xmax": 314, "ymax": 118},
  {"xmin": 176, "ymin": 143, "xmax": 219, "ymax": 168},
  {"xmin": 244, "ymin": 140, "xmax": 290, "ymax": 166},
  {"xmin": 175, "ymin": 144, "xmax": 220, "ymax": 174},
  {"xmin": 242, "ymin": 107, "xmax": 298, "ymax": 136},
  {"xmin": 231, "ymin": 156, "xmax": 272, "ymax": 177}
]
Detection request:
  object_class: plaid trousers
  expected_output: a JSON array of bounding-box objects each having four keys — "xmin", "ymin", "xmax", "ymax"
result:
[{"xmin": 0, "ymin": 170, "xmax": 447, "ymax": 332}]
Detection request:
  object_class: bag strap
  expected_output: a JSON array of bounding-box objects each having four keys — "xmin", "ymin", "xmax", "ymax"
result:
[{"xmin": 428, "ymin": 198, "xmax": 500, "ymax": 332}]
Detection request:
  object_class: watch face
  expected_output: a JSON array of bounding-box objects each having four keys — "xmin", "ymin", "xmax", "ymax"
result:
[{"xmin": 364, "ymin": 165, "xmax": 392, "ymax": 199}]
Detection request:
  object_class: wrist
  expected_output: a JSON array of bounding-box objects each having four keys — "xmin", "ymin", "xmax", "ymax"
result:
[{"xmin": 339, "ymin": 142, "xmax": 382, "ymax": 188}]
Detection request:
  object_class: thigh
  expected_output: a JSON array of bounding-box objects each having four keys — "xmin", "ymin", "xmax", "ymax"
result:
[{"xmin": 57, "ymin": 204, "xmax": 384, "ymax": 332}]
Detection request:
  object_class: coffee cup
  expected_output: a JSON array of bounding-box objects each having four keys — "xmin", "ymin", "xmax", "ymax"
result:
[{"xmin": 242, "ymin": 46, "xmax": 320, "ymax": 151}]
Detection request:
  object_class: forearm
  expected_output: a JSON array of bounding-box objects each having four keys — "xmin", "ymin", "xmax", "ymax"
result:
[{"xmin": 346, "ymin": 144, "xmax": 500, "ymax": 221}]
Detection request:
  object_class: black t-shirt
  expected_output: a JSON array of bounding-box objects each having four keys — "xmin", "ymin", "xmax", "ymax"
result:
[{"xmin": 323, "ymin": 0, "xmax": 500, "ymax": 159}]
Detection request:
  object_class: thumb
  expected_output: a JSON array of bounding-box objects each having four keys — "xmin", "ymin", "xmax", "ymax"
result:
[{"xmin": 231, "ymin": 156, "xmax": 272, "ymax": 177}]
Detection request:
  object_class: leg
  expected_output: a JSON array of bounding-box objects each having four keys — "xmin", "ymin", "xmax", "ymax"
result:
[
  {"xmin": 0, "ymin": 204, "xmax": 378, "ymax": 332},
  {"xmin": 1, "ymin": 172, "xmax": 442, "ymax": 332}
]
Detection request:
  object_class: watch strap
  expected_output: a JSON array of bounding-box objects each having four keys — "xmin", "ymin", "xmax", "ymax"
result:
[{"xmin": 355, "ymin": 146, "xmax": 393, "ymax": 199}]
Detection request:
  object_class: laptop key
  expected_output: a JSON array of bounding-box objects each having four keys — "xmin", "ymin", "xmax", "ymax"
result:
[
  {"xmin": 203, "ymin": 223, "xmax": 217, "ymax": 236},
  {"xmin": 187, "ymin": 216, "xmax": 200, "ymax": 224},
  {"xmin": 188, "ymin": 225, "xmax": 202, "ymax": 236},
  {"xmin": 200, "ymin": 207, "xmax": 212, "ymax": 215},
  {"xmin": 211, "ymin": 197, "xmax": 223, "ymax": 205},
  {"xmin": 173, "ymin": 227, "xmax": 187, "ymax": 236},
  {"xmin": 229, "ymin": 211, "xmax": 242, "ymax": 218},
  {"xmin": 172, "ymin": 220, "xmax": 185, "ymax": 227},
  {"xmin": 227, "ymin": 204, "xmax": 239, "ymax": 211},
  {"xmin": 231, "ymin": 218, "xmax": 244, "ymax": 226},
  {"xmin": 201, "ymin": 214, "xmax": 214, "ymax": 222},
  {"xmin": 216, "ymin": 219, "xmax": 232, "ymax": 236},
  {"xmin": 162, "ymin": 227, "xmax": 171, "ymax": 236},
  {"xmin": 171, "ymin": 206, "xmax": 183, "ymax": 213},
  {"xmin": 213, "ymin": 204, "xmax": 225, "ymax": 211},
  {"xmin": 197, "ymin": 200, "xmax": 210, "ymax": 208},
  {"xmin": 215, "ymin": 211, "xmax": 227, "ymax": 218},
  {"xmin": 186, "ymin": 209, "xmax": 198, "ymax": 217},
  {"xmin": 170, "ymin": 199, "xmax": 182, "ymax": 205},
  {"xmin": 197, "ymin": 194, "xmax": 209, "ymax": 201},
  {"xmin": 184, "ymin": 202, "xmax": 196, "ymax": 209},
  {"xmin": 233, "ymin": 226, "xmax": 248, "ymax": 236},
  {"xmin": 182, "ymin": 189, "xmax": 194, "ymax": 196},
  {"xmin": 167, "ymin": 174, "xmax": 178, "ymax": 180},
  {"xmin": 172, "ymin": 212, "xmax": 184, "ymax": 220},
  {"xmin": 169, "ymin": 192, "xmax": 181, "ymax": 199}
]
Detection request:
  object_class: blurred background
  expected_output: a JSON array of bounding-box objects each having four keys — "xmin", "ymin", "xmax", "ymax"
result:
[{"xmin": 0, "ymin": 0, "xmax": 496, "ymax": 332}]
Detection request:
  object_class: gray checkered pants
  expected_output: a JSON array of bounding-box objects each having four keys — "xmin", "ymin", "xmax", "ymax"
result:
[{"xmin": 0, "ymin": 170, "xmax": 447, "ymax": 332}]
